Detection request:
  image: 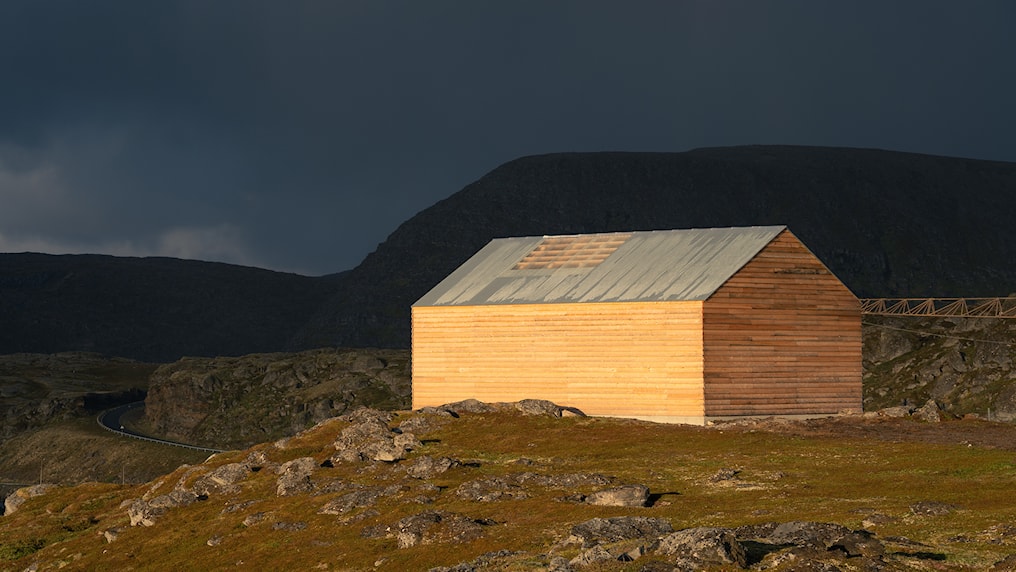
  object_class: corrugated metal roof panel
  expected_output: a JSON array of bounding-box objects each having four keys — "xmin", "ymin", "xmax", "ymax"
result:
[{"xmin": 413, "ymin": 226, "xmax": 786, "ymax": 307}]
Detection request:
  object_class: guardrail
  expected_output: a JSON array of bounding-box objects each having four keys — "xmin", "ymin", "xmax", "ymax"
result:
[
  {"xmin": 96, "ymin": 402, "xmax": 227, "ymax": 454},
  {"xmin": 860, "ymin": 297, "xmax": 1016, "ymax": 318}
]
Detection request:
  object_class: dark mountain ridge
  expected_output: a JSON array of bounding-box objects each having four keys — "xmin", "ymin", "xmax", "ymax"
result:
[
  {"xmin": 0, "ymin": 253, "xmax": 340, "ymax": 361},
  {"xmin": 295, "ymin": 145, "xmax": 1016, "ymax": 348},
  {"xmin": 2, "ymin": 145, "xmax": 1015, "ymax": 359}
]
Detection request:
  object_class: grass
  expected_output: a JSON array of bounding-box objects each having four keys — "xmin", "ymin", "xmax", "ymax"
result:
[{"xmin": 2, "ymin": 411, "xmax": 1016, "ymax": 571}]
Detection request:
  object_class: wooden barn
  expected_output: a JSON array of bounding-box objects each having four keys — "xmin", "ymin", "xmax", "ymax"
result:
[{"xmin": 411, "ymin": 226, "xmax": 861, "ymax": 424}]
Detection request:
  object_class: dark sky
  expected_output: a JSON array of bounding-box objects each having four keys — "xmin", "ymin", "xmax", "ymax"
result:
[{"xmin": 2, "ymin": 1, "xmax": 1014, "ymax": 276}]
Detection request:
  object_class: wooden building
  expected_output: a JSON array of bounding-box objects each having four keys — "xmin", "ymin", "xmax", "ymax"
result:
[{"xmin": 411, "ymin": 226, "xmax": 861, "ymax": 424}]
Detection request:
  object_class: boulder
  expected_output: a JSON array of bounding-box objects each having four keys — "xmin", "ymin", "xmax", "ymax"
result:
[
  {"xmin": 764, "ymin": 521, "xmax": 856, "ymax": 548},
  {"xmin": 585, "ymin": 484, "xmax": 650, "ymax": 507},
  {"xmin": 317, "ymin": 485, "xmax": 402, "ymax": 516},
  {"xmin": 3, "ymin": 484, "xmax": 56, "ymax": 516},
  {"xmin": 568, "ymin": 545, "xmax": 613, "ymax": 567},
  {"xmin": 102, "ymin": 528, "xmax": 121, "ymax": 543},
  {"xmin": 331, "ymin": 409, "xmax": 418, "ymax": 463},
  {"xmin": 276, "ymin": 457, "xmax": 317, "ymax": 496},
  {"xmin": 514, "ymin": 399, "xmax": 562, "ymax": 417},
  {"xmin": 913, "ymin": 399, "xmax": 943, "ymax": 422},
  {"xmin": 192, "ymin": 462, "xmax": 251, "ymax": 496},
  {"xmin": 406, "ymin": 456, "xmax": 459, "ymax": 479},
  {"xmin": 568, "ymin": 516, "xmax": 674, "ymax": 548},
  {"xmin": 656, "ymin": 527, "xmax": 748, "ymax": 568},
  {"xmin": 128, "ymin": 489, "xmax": 200, "ymax": 527}
]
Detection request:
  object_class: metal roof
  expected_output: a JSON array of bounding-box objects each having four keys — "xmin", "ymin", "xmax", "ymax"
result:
[{"xmin": 414, "ymin": 225, "xmax": 787, "ymax": 307}]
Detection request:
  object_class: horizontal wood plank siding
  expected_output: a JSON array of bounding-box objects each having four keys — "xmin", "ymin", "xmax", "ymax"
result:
[
  {"xmin": 702, "ymin": 230, "xmax": 862, "ymax": 416},
  {"xmin": 412, "ymin": 301, "xmax": 705, "ymax": 419}
]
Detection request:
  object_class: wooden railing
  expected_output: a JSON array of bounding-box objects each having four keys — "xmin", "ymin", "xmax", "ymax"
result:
[{"xmin": 860, "ymin": 297, "xmax": 1016, "ymax": 318}]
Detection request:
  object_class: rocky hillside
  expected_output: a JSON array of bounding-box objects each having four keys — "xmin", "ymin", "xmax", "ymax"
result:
[
  {"xmin": 295, "ymin": 146, "xmax": 1016, "ymax": 348},
  {"xmin": 863, "ymin": 316, "xmax": 1016, "ymax": 420},
  {"xmin": 142, "ymin": 348, "xmax": 410, "ymax": 450},
  {"xmin": 4, "ymin": 402, "xmax": 1016, "ymax": 570},
  {"xmin": 0, "ymin": 353, "xmax": 153, "ymax": 441}
]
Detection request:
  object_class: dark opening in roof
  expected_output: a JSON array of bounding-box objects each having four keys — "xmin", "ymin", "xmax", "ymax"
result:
[{"xmin": 512, "ymin": 233, "xmax": 632, "ymax": 270}]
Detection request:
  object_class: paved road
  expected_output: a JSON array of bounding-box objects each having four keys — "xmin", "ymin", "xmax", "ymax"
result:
[{"xmin": 97, "ymin": 401, "xmax": 226, "ymax": 453}]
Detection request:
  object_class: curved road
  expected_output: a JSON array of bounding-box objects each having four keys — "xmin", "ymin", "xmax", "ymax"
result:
[{"xmin": 97, "ymin": 401, "xmax": 226, "ymax": 453}]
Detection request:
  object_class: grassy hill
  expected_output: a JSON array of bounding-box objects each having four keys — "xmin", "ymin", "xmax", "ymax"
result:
[{"xmin": 3, "ymin": 405, "xmax": 1016, "ymax": 571}]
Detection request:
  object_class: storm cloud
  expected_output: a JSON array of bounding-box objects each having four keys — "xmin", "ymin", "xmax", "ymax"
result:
[{"xmin": 2, "ymin": 1, "xmax": 1014, "ymax": 274}]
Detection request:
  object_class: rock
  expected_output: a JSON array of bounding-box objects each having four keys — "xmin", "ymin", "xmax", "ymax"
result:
[
  {"xmin": 618, "ymin": 544, "xmax": 646, "ymax": 561},
  {"xmin": 428, "ymin": 550, "xmax": 526, "ymax": 572},
  {"xmin": 585, "ymin": 484, "xmax": 650, "ymax": 507},
  {"xmin": 143, "ymin": 349, "xmax": 411, "ymax": 450},
  {"xmin": 245, "ymin": 450, "xmax": 273, "ymax": 471},
  {"xmin": 406, "ymin": 456, "xmax": 459, "ymax": 479},
  {"xmin": 331, "ymin": 410, "xmax": 417, "ymax": 463},
  {"xmin": 102, "ymin": 528, "xmax": 121, "ymax": 543},
  {"xmin": 876, "ymin": 405, "xmax": 913, "ymax": 418},
  {"xmin": 861, "ymin": 513, "xmax": 897, "ymax": 528},
  {"xmin": 272, "ymin": 521, "xmax": 307, "ymax": 531},
  {"xmin": 361, "ymin": 510, "xmax": 489, "ymax": 547},
  {"xmin": 514, "ymin": 399, "xmax": 562, "ymax": 417},
  {"xmin": 910, "ymin": 500, "xmax": 959, "ymax": 516},
  {"xmin": 913, "ymin": 399, "xmax": 943, "ymax": 422},
  {"xmin": 569, "ymin": 516, "xmax": 674, "ymax": 548},
  {"xmin": 441, "ymin": 399, "xmax": 498, "ymax": 414},
  {"xmin": 764, "ymin": 521, "xmax": 856, "ymax": 548},
  {"xmin": 3, "ymin": 484, "xmax": 56, "ymax": 515},
  {"xmin": 568, "ymin": 545, "xmax": 613, "ymax": 567},
  {"xmin": 393, "ymin": 431, "xmax": 422, "ymax": 451},
  {"xmin": 829, "ymin": 529, "xmax": 884, "ymax": 558},
  {"xmin": 192, "ymin": 462, "xmax": 251, "ymax": 496},
  {"xmin": 656, "ymin": 527, "xmax": 748, "ymax": 568},
  {"xmin": 317, "ymin": 485, "xmax": 402, "ymax": 515},
  {"xmin": 990, "ymin": 554, "xmax": 1016, "ymax": 571},
  {"xmin": 276, "ymin": 457, "xmax": 317, "ymax": 496},
  {"xmin": 128, "ymin": 489, "xmax": 199, "ymax": 527},
  {"xmin": 455, "ymin": 476, "xmax": 530, "ymax": 502},
  {"xmin": 457, "ymin": 472, "xmax": 614, "ymax": 502},
  {"xmin": 547, "ymin": 556, "xmax": 573, "ymax": 571},
  {"xmin": 709, "ymin": 468, "xmax": 740, "ymax": 482},
  {"xmin": 398, "ymin": 414, "xmax": 451, "ymax": 435},
  {"xmin": 206, "ymin": 535, "xmax": 222, "ymax": 546},
  {"xmin": 242, "ymin": 512, "xmax": 269, "ymax": 527}
]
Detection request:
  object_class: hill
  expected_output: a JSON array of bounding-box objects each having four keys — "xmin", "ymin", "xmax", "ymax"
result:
[
  {"xmin": 0, "ymin": 254, "xmax": 341, "ymax": 362},
  {"xmin": 295, "ymin": 146, "xmax": 1016, "ymax": 348},
  {"xmin": 2, "ymin": 146, "xmax": 1015, "ymax": 358},
  {"xmin": 3, "ymin": 403, "xmax": 1016, "ymax": 571}
]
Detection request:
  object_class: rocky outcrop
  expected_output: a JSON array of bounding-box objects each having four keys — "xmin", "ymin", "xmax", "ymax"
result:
[
  {"xmin": 143, "ymin": 348, "xmax": 410, "ymax": 449},
  {"xmin": 276, "ymin": 457, "xmax": 317, "ymax": 496},
  {"xmin": 552, "ymin": 518, "xmax": 892, "ymax": 570},
  {"xmin": 3, "ymin": 484, "xmax": 56, "ymax": 516},
  {"xmin": 863, "ymin": 316, "xmax": 1016, "ymax": 419},
  {"xmin": 330, "ymin": 408, "xmax": 420, "ymax": 464}
]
